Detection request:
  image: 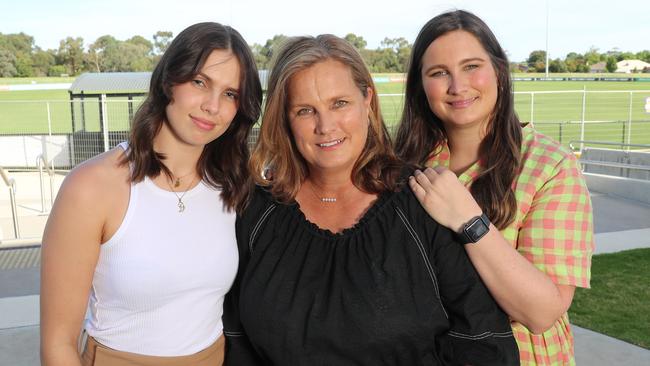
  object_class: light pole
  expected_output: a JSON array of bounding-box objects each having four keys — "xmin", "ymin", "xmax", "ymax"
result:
[{"xmin": 545, "ymin": 0, "xmax": 550, "ymax": 78}]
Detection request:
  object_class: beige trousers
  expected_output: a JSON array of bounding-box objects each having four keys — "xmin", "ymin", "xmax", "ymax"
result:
[{"xmin": 80, "ymin": 335, "xmax": 224, "ymax": 366}]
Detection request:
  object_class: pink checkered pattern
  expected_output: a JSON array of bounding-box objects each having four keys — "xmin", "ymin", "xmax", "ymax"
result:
[{"xmin": 426, "ymin": 125, "xmax": 594, "ymax": 365}]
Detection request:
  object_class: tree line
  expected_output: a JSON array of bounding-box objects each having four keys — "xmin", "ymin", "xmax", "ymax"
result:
[
  {"xmin": 0, "ymin": 31, "xmax": 173, "ymax": 77},
  {"xmin": 0, "ymin": 31, "xmax": 648, "ymax": 78},
  {"xmin": 523, "ymin": 48, "xmax": 650, "ymax": 73}
]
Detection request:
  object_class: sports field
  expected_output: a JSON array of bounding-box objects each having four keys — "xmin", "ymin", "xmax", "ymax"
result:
[{"xmin": 1, "ymin": 76, "xmax": 650, "ymax": 147}]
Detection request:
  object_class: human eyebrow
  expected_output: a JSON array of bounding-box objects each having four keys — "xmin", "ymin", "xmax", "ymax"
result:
[
  {"xmin": 225, "ymin": 86, "xmax": 240, "ymax": 94},
  {"xmin": 289, "ymin": 102, "xmax": 312, "ymax": 111},
  {"xmin": 193, "ymin": 72, "xmax": 211, "ymax": 83},
  {"xmin": 327, "ymin": 94, "xmax": 353, "ymax": 102},
  {"xmin": 423, "ymin": 64, "xmax": 444, "ymax": 74},
  {"xmin": 460, "ymin": 57, "xmax": 487, "ymax": 64}
]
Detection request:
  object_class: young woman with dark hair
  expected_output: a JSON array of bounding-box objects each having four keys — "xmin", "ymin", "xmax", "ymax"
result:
[
  {"xmin": 223, "ymin": 34, "xmax": 518, "ymax": 366},
  {"xmin": 40, "ymin": 22, "xmax": 261, "ymax": 366},
  {"xmin": 395, "ymin": 10, "xmax": 594, "ymax": 365}
]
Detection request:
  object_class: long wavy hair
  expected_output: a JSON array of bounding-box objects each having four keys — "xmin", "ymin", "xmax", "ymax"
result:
[
  {"xmin": 394, "ymin": 10, "xmax": 522, "ymax": 229},
  {"xmin": 121, "ymin": 22, "xmax": 262, "ymax": 212},
  {"xmin": 250, "ymin": 34, "xmax": 402, "ymax": 203}
]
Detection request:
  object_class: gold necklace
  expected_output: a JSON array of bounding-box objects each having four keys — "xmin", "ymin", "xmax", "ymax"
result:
[
  {"xmin": 172, "ymin": 171, "xmax": 194, "ymax": 188},
  {"xmin": 166, "ymin": 175, "xmax": 197, "ymax": 213}
]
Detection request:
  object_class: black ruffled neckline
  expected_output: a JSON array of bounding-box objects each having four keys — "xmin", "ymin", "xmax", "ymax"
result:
[{"xmin": 286, "ymin": 189, "xmax": 396, "ymax": 239}]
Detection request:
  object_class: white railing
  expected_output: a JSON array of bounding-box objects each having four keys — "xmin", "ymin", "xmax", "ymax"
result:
[
  {"xmin": 36, "ymin": 154, "xmax": 55, "ymax": 213},
  {"xmin": 514, "ymin": 90, "xmax": 650, "ymax": 151},
  {"xmin": 0, "ymin": 166, "xmax": 20, "ymax": 239},
  {"xmin": 1, "ymin": 90, "xmax": 649, "ymax": 170}
]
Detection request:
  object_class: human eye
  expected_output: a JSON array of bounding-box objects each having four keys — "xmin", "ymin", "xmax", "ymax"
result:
[
  {"xmin": 192, "ymin": 78, "xmax": 207, "ymax": 88},
  {"xmin": 464, "ymin": 64, "xmax": 479, "ymax": 71},
  {"xmin": 429, "ymin": 69, "xmax": 448, "ymax": 78},
  {"xmin": 296, "ymin": 107, "xmax": 314, "ymax": 116},
  {"xmin": 333, "ymin": 99, "xmax": 348, "ymax": 108},
  {"xmin": 225, "ymin": 90, "xmax": 239, "ymax": 100}
]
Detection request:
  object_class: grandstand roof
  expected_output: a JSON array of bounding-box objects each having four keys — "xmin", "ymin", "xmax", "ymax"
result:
[
  {"xmin": 68, "ymin": 72, "xmax": 151, "ymax": 94},
  {"xmin": 69, "ymin": 70, "xmax": 269, "ymax": 95}
]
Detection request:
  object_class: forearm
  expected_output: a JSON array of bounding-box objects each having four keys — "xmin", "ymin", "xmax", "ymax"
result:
[
  {"xmin": 465, "ymin": 226, "xmax": 571, "ymax": 333},
  {"xmin": 41, "ymin": 339, "xmax": 83, "ymax": 366}
]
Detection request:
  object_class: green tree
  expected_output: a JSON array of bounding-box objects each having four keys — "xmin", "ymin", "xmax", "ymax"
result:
[
  {"xmin": 584, "ymin": 46, "xmax": 601, "ymax": 65},
  {"xmin": 249, "ymin": 43, "xmax": 267, "ymax": 70},
  {"xmin": 88, "ymin": 35, "xmax": 118, "ymax": 72},
  {"xmin": 119, "ymin": 42, "xmax": 153, "ymax": 71},
  {"xmin": 127, "ymin": 35, "xmax": 153, "ymax": 55},
  {"xmin": 527, "ymin": 50, "xmax": 546, "ymax": 72},
  {"xmin": 47, "ymin": 64, "xmax": 66, "ymax": 77},
  {"xmin": 0, "ymin": 33, "xmax": 36, "ymax": 76},
  {"xmin": 2, "ymin": 33, "xmax": 35, "ymax": 54},
  {"xmin": 14, "ymin": 53, "xmax": 34, "ymax": 76},
  {"xmin": 258, "ymin": 35, "xmax": 288, "ymax": 69},
  {"xmin": 125, "ymin": 36, "xmax": 154, "ymax": 71},
  {"xmin": 153, "ymin": 31, "xmax": 173, "ymax": 55},
  {"xmin": 344, "ymin": 33, "xmax": 367, "ymax": 51},
  {"xmin": 616, "ymin": 51, "xmax": 635, "ymax": 61},
  {"xmin": 606, "ymin": 57, "xmax": 618, "ymax": 72},
  {"xmin": 636, "ymin": 50, "xmax": 650, "ymax": 63},
  {"xmin": 564, "ymin": 52, "xmax": 586, "ymax": 73},
  {"xmin": 548, "ymin": 58, "xmax": 567, "ymax": 73},
  {"xmin": 0, "ymin": 48, "xmax": 17, "ymax": 77},
  {"xmin": 31, "ymin": 49, "xmax": 55, "ymax": 76},
  {"xmin": 58, "ymin": 37, "xmax": 85, "ymax": 75},
  {"xmin": 368, "ymin": 37, "xmax": 411, "ymax": 72}
]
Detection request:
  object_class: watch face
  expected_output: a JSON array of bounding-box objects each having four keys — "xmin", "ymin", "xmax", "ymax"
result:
[{"xmin": 464, "ymin": 214, "xmax": 490, "ymax": 243}]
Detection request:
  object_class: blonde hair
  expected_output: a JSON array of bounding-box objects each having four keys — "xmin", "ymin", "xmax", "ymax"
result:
[{"xmin": 250, "ymin": 34, "xmax": 402, "ymax": 203}]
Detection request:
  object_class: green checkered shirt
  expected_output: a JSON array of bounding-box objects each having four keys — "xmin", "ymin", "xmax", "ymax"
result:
[{"xmin": 426, "ymin": 125, "xmax": 594, "ymax": 365}]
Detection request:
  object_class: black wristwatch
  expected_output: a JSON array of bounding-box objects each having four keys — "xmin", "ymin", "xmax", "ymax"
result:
[{"xmin": 455, "ymin": 213, "xmax": 491, "ymax": 244}]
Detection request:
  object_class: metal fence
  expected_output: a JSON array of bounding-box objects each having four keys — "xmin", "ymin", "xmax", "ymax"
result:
[{"xmin": 1, "ymin": 90, "xmax": 649, "ymax": 170}]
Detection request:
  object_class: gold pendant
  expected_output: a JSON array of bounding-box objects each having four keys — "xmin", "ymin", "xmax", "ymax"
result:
[{"xmin": 177, "ymin": 200, "xmax": 185, "ymax": 213}]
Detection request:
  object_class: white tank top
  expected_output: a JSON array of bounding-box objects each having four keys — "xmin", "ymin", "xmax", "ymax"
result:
[{"xmin": 84, "ymin": 143, "xmax": 238, "ymax": 356}]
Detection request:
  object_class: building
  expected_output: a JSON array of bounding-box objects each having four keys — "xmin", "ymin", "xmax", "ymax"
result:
[
  {"xmin": 589, "ymin": 61, "xmax": 607, "ymax": 73},
  {"xmin": 616, "ymin": 59, "xmax": 650, "ymax": 73}
]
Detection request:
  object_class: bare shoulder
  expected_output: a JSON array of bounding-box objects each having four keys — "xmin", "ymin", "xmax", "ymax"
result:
[
  {"xmin": 57, "ymin": 146, "xmax": 130, "ymax": 209},
  {"xmin": 43, "ymin": 146, "xmax": 131, "ymax": 251}
]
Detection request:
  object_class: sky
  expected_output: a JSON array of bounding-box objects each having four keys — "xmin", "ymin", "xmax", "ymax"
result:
[{"xmin": 1, "ymin": 0, "xmax": 648, "ymax": 62}]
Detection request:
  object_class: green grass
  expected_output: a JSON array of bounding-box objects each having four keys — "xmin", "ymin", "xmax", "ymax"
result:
[
  {"xmin": 514, "ymin": 81, "xmax": 650, "ymax": 92},
  {"xmin": 569, "ymin": 248, "xmax": 650, "ymax": 349},
  {"xmin": 513, "ymin": 72, "xmax": 650, "ymax": 79},
  {"xmin": 1, "ymin": 77, "xmax": 650, "ymax": 148},
  {"xmin": 0, "ymin": 89, "xmax": 142, "ymax": 134},
  {"xmin": 0, "ymin": 76, "xmax": 75, "ymax": 85},
  {"xmin": 374, "ymin": 79, "xmax": 650, "ymax": 147}
]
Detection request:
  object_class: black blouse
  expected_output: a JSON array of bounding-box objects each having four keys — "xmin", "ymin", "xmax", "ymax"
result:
[{"xmin": 223, "ymin": 184, "xmax": 519, "ymax": 366}]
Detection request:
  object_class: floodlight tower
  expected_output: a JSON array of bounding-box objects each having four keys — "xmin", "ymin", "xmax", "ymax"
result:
[{"xmin": 545, "ymin": 0, "xmax": 550, "ymax": 78}]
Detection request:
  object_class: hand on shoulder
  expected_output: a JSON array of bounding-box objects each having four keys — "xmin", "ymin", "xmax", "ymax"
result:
[{"xmin": 408, "ymin": 166, "xmax": 482, "ymax": 232}]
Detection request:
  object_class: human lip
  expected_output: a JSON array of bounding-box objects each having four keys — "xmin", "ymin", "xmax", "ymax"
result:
[
  {"xmin": 448, "ymin": 97, "xmax": 478, "ymax": 108},
  {"xmin": 190, "ymin": 115, "xmax": 216, "ymax": 131},
  {"xmin": 316, "ymin": 138, "xmax": 345, "ymax": 148}
]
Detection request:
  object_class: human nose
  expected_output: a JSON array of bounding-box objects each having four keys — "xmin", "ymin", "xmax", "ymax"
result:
[
  {"xmin": 200, "ymin": 91, "xmax": 220, "ymax": 115},
  {"xmin": 314, "ymin": 110, "xmax": 336, "ymax": 135},
  {"xmin": 447, "ymin": 73, "xmax": 467, "ymax": 95}
]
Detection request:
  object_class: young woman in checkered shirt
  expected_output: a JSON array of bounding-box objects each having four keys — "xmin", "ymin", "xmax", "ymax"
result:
[{"xmin": 395, "ymin": 10, "xmax": 594, "ymax": 366}]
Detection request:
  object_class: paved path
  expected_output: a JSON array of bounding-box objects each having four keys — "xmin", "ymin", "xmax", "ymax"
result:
[{"xmin": 1, "ymin": 172, "xmax": 649, "ymax": 365}]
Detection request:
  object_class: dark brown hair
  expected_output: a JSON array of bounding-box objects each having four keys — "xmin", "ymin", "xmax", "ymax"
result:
[
  {"xmin": 250, "ymin": 34, "xmax": 402, "ymax": 203},
  {"xmin": 394, "ymin": 10, "xmax": 522, "ymax": 229},
  {"xmin": 121, "ymin": 22, "xmax": 262, "ymax": 212}
]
